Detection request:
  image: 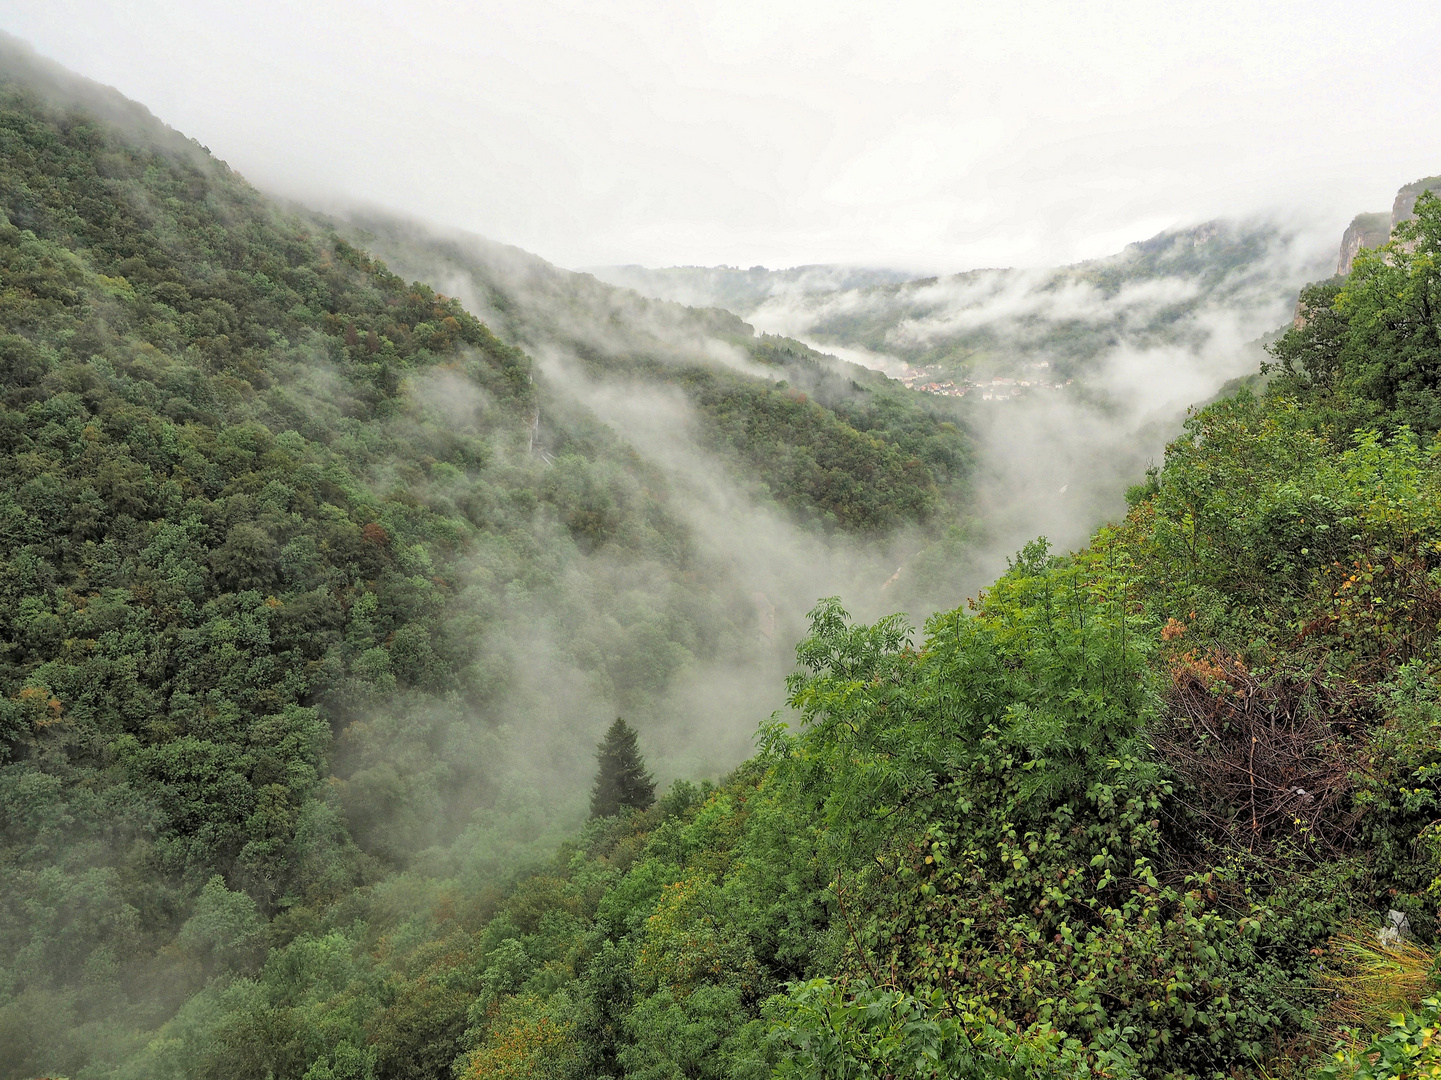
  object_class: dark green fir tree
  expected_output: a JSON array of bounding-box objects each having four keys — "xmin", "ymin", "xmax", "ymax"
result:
[{"xmin": 589, "ymin": 718, "xmax": 656, "ymax": 818}]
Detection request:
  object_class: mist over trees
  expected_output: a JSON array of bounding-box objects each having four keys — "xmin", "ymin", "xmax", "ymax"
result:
[
  {"xmin": 0, "ymin": 39, "xmax": 977, "ymax": 1076},
  {"xmin": 3, "ymin": 30, "xmax": 1441, "ymax": 1080}
]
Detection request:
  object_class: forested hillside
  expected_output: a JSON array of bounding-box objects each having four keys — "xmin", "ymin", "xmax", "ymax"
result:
[
  {"xmin": 592, "ymin": 222, "xmax": 1320, "ymax": 389},
  {"xmin": 0, "ymin": 39, "xmax": 971, "ymax": 1077},
  {"xmin": 331, "ymin": 213, "xmax": 972, "ymax": 534},
  {"xmin": 119, "ymin": 191, "xmax": 1440, "ymax": 1080},
  {"xmin": 4, "ymin": 32, "xmax": 1441, "ymax": 1080},
  {"xmin": 585, "ymin": 263, "xmax": 920, "ymax": 318},
  {"xmin": 76, "ymin": 326, "xmax": 1441, "ymax": 1078}
]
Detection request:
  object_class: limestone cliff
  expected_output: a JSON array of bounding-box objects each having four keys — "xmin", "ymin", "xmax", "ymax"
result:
[
  {"xmin": 1391, "ymin": 174, "xmax": 1441, "ymax": 230},
  {"xmin": 1336, "ymin": 211, "xmax": 1390, "ymax": 275},
  {"xmin": 1335, "ymin": 176, "xmax": 1441, "ymax": 276}
]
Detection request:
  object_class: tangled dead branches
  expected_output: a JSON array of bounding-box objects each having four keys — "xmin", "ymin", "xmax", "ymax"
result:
[{"xmin": 1155, "ymin": 651, "xmax": 1366, "ymax": 861}]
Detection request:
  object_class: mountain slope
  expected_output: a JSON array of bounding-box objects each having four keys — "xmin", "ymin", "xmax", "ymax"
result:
[
  {"xmin": 0, "ymin": 36, "xmax": 982, "ymax": 1075},
  {"xmin": 329, "ymin": 210, "xmax": 973, "ymax": 533},
  {"xmin": 598, "ymin": 222, "xmax": 1325, "ymax": 390},
  {"xmin": 101, "ymin": 358, "xmax": 1441, "ymax": 1080},
  {"xmin": 587, "ymin": 262, "xmax": 921, "ymax": 314},
  {"xmin": 142, "ymin": 225, "xmax": 1441, "ymax": 1080}
]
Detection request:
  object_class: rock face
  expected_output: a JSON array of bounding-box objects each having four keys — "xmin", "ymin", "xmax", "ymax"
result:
[
  {"xmin": 1391, "ymin": 175, "xmax": 1441, "ymax": 230},
  {"xmin": 1335, "ymin": 176, "xmax": 1441, "ymax": 276},
  {"xmin": 1336, "ymin": 212, "xmax": 1390, "ymax": 276}
]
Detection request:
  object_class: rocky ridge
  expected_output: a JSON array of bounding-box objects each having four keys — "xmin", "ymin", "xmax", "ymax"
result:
[{"xmin": 1335, "ymin": 174, "xmax": 1441, "ymax": 274}]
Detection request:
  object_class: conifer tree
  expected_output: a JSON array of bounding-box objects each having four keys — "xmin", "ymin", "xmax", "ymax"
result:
[{"xmin": 589, "ymin": 717, "xmax": 655, "ymax": 818}]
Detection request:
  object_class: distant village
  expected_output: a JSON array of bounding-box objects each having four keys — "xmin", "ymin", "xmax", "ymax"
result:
[{"xmin": 897, "ymin": 360, "xmax": 1073, "ymax": 400}]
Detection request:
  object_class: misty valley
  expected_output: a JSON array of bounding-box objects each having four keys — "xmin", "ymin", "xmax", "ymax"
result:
[{"xmin": 6, "ymin": 30, "xmax": 1441, "ymax": 1080}]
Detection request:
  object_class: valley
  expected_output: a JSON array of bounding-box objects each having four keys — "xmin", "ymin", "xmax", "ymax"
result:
[{"xmin": 1, "ymin": 25, "xmax": 1441, "ymax": 1080}]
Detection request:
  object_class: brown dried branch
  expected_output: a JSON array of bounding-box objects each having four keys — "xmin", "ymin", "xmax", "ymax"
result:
[{"xmin": 1155, "ymin": 651, "xmax": 1364, "ymax": 861}]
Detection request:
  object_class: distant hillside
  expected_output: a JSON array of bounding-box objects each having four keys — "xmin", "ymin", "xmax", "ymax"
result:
[
  {"xmin": 329, "ymin": 210, "xmax": 973, "ymax": 534},
  {"xmin": 581, "ymin": 223, "xmax": 1328, "ymax": 428},
  {"xmin": 585, "ymin": 262, "xmax": 921, "ymax": 314},
  {"xmin": 741, "ymin": 222, "xmax": 1323, "ymax": 384}
]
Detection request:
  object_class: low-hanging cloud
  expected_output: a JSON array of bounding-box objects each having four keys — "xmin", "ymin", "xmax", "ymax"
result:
[
  {"xmin": 709, "ymin": 219, "xmax": 1338, "ymax": 575},
  {"xmin": 308, "ymin": 203, "xmax": 1337, "ymax": 874}
]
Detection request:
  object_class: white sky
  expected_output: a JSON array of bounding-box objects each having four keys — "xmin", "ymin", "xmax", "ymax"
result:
[{"xmin": 7, "ymin": 1, "xmax": 1441, "ymax": 272}]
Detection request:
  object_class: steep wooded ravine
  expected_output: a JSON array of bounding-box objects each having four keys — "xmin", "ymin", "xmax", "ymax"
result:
[
  {"xmin": 0, "ymin": 38, "xmax": 973, "ymax": 1077},
  {"xmin": 5, "ymin": 32, "xmax": 1441, "ymax": 1080}
]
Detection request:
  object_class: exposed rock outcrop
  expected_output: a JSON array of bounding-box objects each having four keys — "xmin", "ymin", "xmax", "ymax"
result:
[
  {"xmin": 1336, "ymin": 211, "xmax": 1390, "ymax": 276},
  {"xmin": 1391, "ymin": 175, "xmax": 1441, "ymax": 230},
  {"xmin": 1335, "ymin": 176, "xmax": 1441, "ymax": 276}
]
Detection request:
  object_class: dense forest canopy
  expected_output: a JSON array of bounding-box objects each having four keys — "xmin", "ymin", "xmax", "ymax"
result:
[
  {"xmin": 3, "ymin": 33, "xmax": 1441, "ymax": 1080},
  {"xmin": 0, "ymin": 38, "xmax": 978, "ymax": 1077}
]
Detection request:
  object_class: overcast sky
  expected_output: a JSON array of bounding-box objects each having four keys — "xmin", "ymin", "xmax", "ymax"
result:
[{"xmin": 7, "ymin": 1, "xmax": 1441, "ymax": 271}]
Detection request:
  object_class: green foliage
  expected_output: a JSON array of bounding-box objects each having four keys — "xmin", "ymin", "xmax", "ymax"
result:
[
  {"xmin": 12, "ymin": 39, "xmax": 1441, "ymax": 1080},
  {"xmin": 689, "ymin": 370, "xmax": 941, "ymax": 532},
  {"xmin": 767, "ymin": 577, "xmax": 1341, "ymax": 1077},
  {"xmin": 1320, "ymin": 996, "xmax": 1441, "ymax": 1080},
  {"xmin": 560, "ymin": 345, "xmax": 962, "ymax": 534},
  {"xmin": 1265, "ymin": 190, "xmax": 1441, "ymax": 437},
  {"xmin": 0, "ymin": 53, "xmax": 778, "ymax": 1077},
  {"xmin": 1122, "ymin": 390, "xmax": 1441, "ymax": 676},
  {"xmin": 1263, "ymin": 281, "xmax": 1350, "ymax": 401},
  {"xmin": 768, "ymin": 978, "xmax": 1127, "ymax": 1080},
  {"xmin": 177, "ymin": 874, "xmax": 264, "ymax": 973},
  {"xmin": 590, "ymin": 718, "xmax": 657, "ymax": 819},
  {"xmin": 1354, "ymin": 666, "xmax": 1441, "ymax": 927},
  {"xmin": 1337, "ymin": 191, "xmax": 1441, "ymax": 434}
]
